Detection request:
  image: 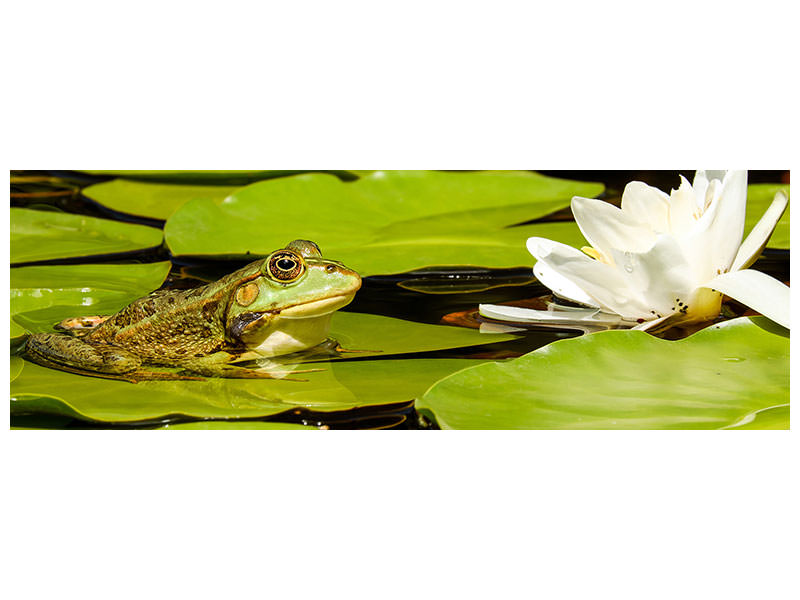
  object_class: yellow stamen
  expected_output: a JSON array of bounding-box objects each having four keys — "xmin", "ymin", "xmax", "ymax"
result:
[{"xmin": 581, "ymin": 246, "xmax": 610, "ymax": 264}]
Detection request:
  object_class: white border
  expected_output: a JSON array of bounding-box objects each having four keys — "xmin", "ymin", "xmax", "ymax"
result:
[{"xmin": 5, "ymin": 2, "xmax": 796, "ymax": 599}]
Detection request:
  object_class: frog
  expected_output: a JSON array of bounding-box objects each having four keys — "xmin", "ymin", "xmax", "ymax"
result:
[{"xmin": 24, "ymin": 240, "xmax": 361, "ymax": 383}]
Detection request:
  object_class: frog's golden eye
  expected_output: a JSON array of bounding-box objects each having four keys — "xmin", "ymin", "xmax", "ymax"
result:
[{"xmin": 265, "ymin": 250, "xmax": 305, "ymax": 282}]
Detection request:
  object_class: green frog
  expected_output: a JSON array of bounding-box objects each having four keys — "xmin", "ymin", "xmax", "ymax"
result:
[{"xmin": 24, "ymin": 240, "xmax": 361, "ymax": 382}]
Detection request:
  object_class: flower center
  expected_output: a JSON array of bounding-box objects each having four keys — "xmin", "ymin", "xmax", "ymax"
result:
[{"xmin": 581, "ymin": 246, "xmax": 612, "ymax": 265}]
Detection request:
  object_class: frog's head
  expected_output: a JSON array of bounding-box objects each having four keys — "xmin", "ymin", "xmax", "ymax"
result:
[{"xmin": 225, "ymin": 240, "xmax": 361, "ymax": 355}]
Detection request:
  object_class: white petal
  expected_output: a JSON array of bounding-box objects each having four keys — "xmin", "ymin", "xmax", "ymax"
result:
[
  {"xmin": 731, "ymin": 191, "xmax": 789, "ymax": 271},
  {"xmin": 620, "ymin": 181, "xmax": 670, "ymax": 233},
  {"xmin": 608, "ymin": 234, "xmax": 696, "ymax": 317},
  {"xmin": 527, "ymin": 237, "xmax": 603, "ymax": 309},
  {"xmin": 702, "ymin": 170, "xmax": 727, "ymax": 184},
  {"xmin": 632, "ymin": 313, "xmax": 677, "ymax": 332},
  {"xmin": 671, "ymin": 181, "xmax": 726, "ymax": 283},
  {"xmin": 478, "ymin": 304, "xmax": 542, "ymax": 322},
  {"xmin": 478, "ymin": 304, "xmax": 627, "ymax": 326},
  {"xmin": 692, "ymin": 170, "xmax": 710, "ymax": 211},
  {"xmin": 479, "ymin": 322, "xmax": 526, "ymax": 334},
  {"xmin": 527, "ymin": 236, "xmax": 587, "ymax": 262},
  {"xmin": 710, "ymin": 169, "xmax": 748, "ymax": 265},
  {"xmin": 673, "ymin": 170, "xmax": 748, "ymax": 283},
  {"xmin": 571, "ymin": 196, "xmax": 657, "ymax": 257},
  {"xmin": 531, "ymin": 239, "xmax": 652, "ymax": 319},
  {"xmin": 533, "ymin": 260, "xmax": 599, "ymax": 308},
  {"xmin": 667, "ymin": 175, "xmax": 697, "ymax": 234},
  {"xmin": 704, "ymin": 269, "xmax": 790, "ymax": 329},
  {"xmin": 702, "ymin": 177, "xmax": 721, "ymax": 213}
]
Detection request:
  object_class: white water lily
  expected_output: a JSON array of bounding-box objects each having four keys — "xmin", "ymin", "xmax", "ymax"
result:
[{"xmin": 481, "ymin": 171, "xmax": 790, "ymax": 330}]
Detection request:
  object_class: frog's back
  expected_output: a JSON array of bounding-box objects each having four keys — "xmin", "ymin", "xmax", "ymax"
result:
[
  {"xmin": 86, "ymin": 285, "xmax": 231, "ymax": 361},
  {"xmin": 83, "ymin": 261, "xmax": 267, "ymax": 362}
]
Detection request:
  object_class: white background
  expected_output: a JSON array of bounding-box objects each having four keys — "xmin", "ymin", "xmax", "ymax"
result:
[{"xmin": 4, "ymin": 1, "xmax": 797, "ymax": 599}]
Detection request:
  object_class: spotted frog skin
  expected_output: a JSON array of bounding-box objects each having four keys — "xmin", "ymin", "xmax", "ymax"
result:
[{"xmin": 24, "ymin": 240, "xmax": 361, "ymax": 382}]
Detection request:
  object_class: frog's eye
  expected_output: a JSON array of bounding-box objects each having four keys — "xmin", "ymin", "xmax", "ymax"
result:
[{"xmin": 265, "ymin": 250, "xmax": 305, "ymax": 282}]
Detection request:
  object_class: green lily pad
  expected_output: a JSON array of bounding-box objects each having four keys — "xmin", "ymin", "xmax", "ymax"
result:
[
  {"xmin": 10, "ymin": 356, "xmax": 24, "ymax": 382},
  {"xmin": 10, "ymin": 292, "xmax": 518, "ymax": 424},
  {"xmin": 164, "ymin": 170, "xmax": 604, "ymax": 275},
  {"xmin": 10, "ymin": 208, "xmax": 163, "ymax": 264},
  {"xmin": 83, "ymin": 180, "xmax": 241, "ymax": 220},
  {"xmin": 11, "ymin": 262, "xmax": 172, "ymax": 336},
  {"xmin": 721, "ymin": 403, "xmax": 790, "ymax": 430},
  {"xmin": 746, "ymin": 183, "xmax": 789, "ymax": 249},
  {"xmin": 80, "ymin": 170, "xmax": 355, "ymax": 185},
  {"xmin": 11, "ymin": 356, "xmax": 489, "ymax": 424},
  {"xmin": 417, "ymin": 317, "xmax": 789, "ymax": 429},
  {"xmin": 329, "ymin": 311, "xmax": 517, "ymax": 358},
  {"xmin": 11, "ymin": 320, "xmax": 27, "ymax": 341}
]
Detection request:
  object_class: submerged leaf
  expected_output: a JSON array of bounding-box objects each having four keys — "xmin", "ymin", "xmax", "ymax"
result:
[{"xmin": 417, "ymin": 317, "xmax": 789, "ymax": 429}]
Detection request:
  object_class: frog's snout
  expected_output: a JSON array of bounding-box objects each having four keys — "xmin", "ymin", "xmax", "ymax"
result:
[{"xmin": 324, "ymin": 263, "xmax": 361, "ymax": 293}]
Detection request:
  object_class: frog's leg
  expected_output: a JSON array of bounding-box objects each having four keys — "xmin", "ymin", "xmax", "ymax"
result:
[
  {"xmin": 26, "ymin": 333, "xmax": 143, "ymax": 373},
  {"xmin": 177, "ymin": 351, "xmax": 323, "ymax": 381},
  {"xmin": 24, "ymin": 333, "xmax": 202, "ymax": 383}
]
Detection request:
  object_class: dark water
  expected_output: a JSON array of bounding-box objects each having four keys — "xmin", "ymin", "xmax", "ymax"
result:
[{"xmin": 10, "ymin": 170, "xmax": 790, "ymax": 429}]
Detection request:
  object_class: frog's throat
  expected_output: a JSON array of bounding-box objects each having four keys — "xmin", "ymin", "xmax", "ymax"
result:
[{"xmin": 241, "ymin": 313, "xmax": 335, "ymax": 358}]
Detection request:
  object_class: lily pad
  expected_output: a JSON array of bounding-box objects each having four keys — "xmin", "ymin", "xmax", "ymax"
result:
[
  {"xmin": 10, "ymin": 357, "xmax": 24, "ymax": 382},
  {"xmin": 10, "ymin": 208, "xmax": 163, "ymax": 264},
  {"xmin": 79, "ymin": 170, "xmax": 355, "ymax": 185},
  {"xmin": 417, "ymin": 317, "xmax": 789, "ymax": 429},
  {"xmin": 746, "ymin": 183, "xmax": 790, "ymax": 249},
  {"xmin": 11, "ymin": 262, "xmax": 172, "ymax": 336},
  {"xmin": 10, "ymin": 295, "xmax": 521, "ymax": 424},
  {"xmin": 164, "ymin": 170, "xmax": 604, "ymax": 275},
  {"xmin": 11, "ymin": 320, "xmax": 27, "ymax": 341},
  {"xmin": 329, "ymin": 311, "xmax": 518, "ymax": 357},
  {"xmin": 11, "ymin": 356, "xmax": 489, "ymax": 424},
  {"xmin": 82, "ymin": 180, "xmax": 240, "ymax": 220}
]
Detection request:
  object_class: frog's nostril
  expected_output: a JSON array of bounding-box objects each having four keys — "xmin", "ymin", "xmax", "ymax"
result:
[{"xmin": 325, "ymin": 265, "xmax": 336, "ymax": 273}]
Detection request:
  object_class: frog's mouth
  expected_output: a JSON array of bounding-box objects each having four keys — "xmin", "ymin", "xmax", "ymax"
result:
[
  {"xmin": 277, "ymin": 292, "xmax": 357, "ymax": 318},
  {"xmin": 228, "ymin": 293, "xmax": 356, "ymax": 341}
]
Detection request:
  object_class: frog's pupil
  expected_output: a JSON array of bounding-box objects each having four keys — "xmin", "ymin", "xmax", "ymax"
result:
[{"xmin": 277, "ymin": 259, "xmax": 295, "ymax": 270}]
